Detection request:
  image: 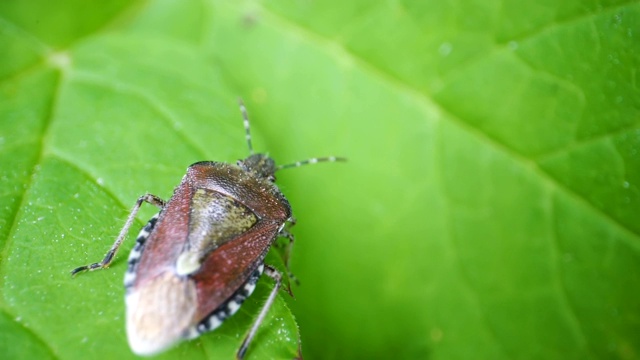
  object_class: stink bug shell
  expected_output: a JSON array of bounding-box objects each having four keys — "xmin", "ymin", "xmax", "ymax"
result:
[
  {"xmin": 125, "ymin": 160, "xmax": 290, "ymax": 354},
  {"xmin": 71, "ymin": 100, "xmax": 345, "ymax": 358}
]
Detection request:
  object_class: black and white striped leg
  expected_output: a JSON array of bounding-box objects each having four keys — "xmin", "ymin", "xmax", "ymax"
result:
[
  {"xmin": 71, "ymin": 193, "xmax": 165, "ymax": 276},
  {"xmin": 236, "ymin": 265, "xmax": 282, "ymax": 360}
]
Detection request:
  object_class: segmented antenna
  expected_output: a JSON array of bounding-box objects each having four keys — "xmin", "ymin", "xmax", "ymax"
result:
[
  {"xmin": 238, "ymin": 98, "xmax": 254, "ymax": 155},
  {"xmin": 277, "ymin": 156, "xmax": 347, "ymax": 171},
  {"xmin": 237, "ymin": 99, "xmax": 346, "ymax": 169}
]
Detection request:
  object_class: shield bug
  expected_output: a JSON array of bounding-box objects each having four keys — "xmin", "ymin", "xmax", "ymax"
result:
[{"xmin": 71, "ymin": 100, "xmax": 344, "ymax": 358}]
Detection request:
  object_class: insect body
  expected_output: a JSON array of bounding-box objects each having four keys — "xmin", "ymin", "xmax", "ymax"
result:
[{"xmin": 71, "ymin": 100, "xmax": 344, "ymax": 358}]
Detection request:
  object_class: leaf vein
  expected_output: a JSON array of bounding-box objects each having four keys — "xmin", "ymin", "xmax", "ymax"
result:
[
  {"xmin": 0, "ymin": 307, "xmax": 59, "ymax": 359},
  {"xmin": 547, "ymin": 192, "xmax": 591, "ymax": 353},
  {"xmin": 0, "ymin": 70, "xmax": 61, "ymax": 284},
  {"xmin": 256, "ymin": 1, "xmax": 640, "ymax": 244},
  {"xmin": 534, "ymin": 123, "xmax": 640, "ymax": 162},
  {"xmin": 71, "ymin": 71, "xmax": 210, "ymax": 160},
  {"xmin": 434, "ymin": 123, "xmax": 511, "ymax": 359},
  {"xmin": 505, "ymin": 0, "xmax": 639, "ymax": 44}
]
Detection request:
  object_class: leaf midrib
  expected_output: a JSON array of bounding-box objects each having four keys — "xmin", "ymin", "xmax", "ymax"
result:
[{"xmin": 253, "ymin": 2, "xmax": 640, "ymax": 245}]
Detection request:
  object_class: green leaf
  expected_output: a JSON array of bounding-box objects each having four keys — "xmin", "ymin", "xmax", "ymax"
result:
[
  {"xmin": 0, "ymin": 3, "xmax": 298, "ymax": 359},
  {"xmin": 1, "ymin": 1, "xmax": 639, "ymax": 360}
]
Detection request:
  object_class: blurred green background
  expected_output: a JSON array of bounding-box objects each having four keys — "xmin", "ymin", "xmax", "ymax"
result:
[{"xmin": 1, "ymin": 1, "xmax": 639, "ymax": 359}]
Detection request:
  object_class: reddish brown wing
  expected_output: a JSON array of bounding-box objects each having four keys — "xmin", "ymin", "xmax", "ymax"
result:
[
  {"xmin": 191, "ymin": 219, "xmax": 282, "ymax": 320},
  {"xmin": 133, "ymin": 174, "xmax": 193, "ymax": 287}
]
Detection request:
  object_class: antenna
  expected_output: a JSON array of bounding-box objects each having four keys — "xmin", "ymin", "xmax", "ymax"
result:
[
  {"xmin": 277, "ymin": 156, "xmax": 347, "ymax": 171},
  {"xmin": 237, "ymin": 99, "xmax": 347, "ymax": 169},
  {"xmin": 238, "ymin": 98, "xmax": 254, "ymax": 155}
]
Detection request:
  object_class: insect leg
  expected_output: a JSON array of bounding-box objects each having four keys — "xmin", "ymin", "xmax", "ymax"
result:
[
  {"xmin": 71, "ymin": 193, "xmax": 166, "ymax": 277},
  {"xmin": 279, "ymin": 217, "xmax": 299, "ymax": 287},
  {"xmin": 236, "ymin": 265, "xmax": 282, "ymax": 360}
]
